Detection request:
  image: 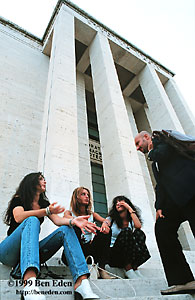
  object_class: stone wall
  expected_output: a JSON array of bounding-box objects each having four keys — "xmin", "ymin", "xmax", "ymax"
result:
[{"xmin": 0, "ymin": 23, "xmax": 49, "ymax": 240}]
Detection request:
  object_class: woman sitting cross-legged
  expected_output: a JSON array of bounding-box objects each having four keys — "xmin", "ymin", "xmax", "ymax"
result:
[
  {"xmin": 107, "ymin": 195, "xmax": 151, "ymax": 279},
  {"xmin": 0, "ymin": 172, "xmax": 100, "ymax": 300},
  {"xmin": 63, "ymin": 186, "xmax": 113, "ymax": 279}
]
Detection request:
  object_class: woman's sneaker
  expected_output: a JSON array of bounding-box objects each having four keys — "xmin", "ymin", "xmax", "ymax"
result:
[
  {"xmin": 134, "ymin": 269, "xmax": 144, "ymax": 278},
  {"xmin": 125, "ymin": 269, "xmax": 138, "ymax": 279},
  {"xmin": 22, "ymin": 277, "xmax": 46, "ymax": 300},
  {"xmin": 75, "ymin": 279, "xmax": 100, "ymax": 299}
]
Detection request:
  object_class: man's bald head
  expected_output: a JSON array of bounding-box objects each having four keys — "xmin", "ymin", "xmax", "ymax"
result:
[{"xmin": 134, "ymin": 131, "xmax": 152, "ymax": 154}]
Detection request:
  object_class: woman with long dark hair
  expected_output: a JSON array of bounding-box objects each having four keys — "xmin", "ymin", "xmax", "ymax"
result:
[
  {"xmin": 63, "ymin": 186, "xmax": 113, "ymax": 279},
  {"xmin": 107, "ymin": 195, "xmax": 150, "ymax": 279},
  {"xmin": 0, "ymin": 172, "xmax": 100, "ymax": 300}
]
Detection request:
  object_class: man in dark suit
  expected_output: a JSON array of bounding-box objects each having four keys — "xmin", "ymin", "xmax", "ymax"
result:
[{"xmin": 134, "ymin": 130, "xmax": 195, "ymax": 295}]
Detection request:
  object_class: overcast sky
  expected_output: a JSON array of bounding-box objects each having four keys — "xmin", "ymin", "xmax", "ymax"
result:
[{"xmin": 0, "ymin": 0, "xmax": 195, "ymax": 118}]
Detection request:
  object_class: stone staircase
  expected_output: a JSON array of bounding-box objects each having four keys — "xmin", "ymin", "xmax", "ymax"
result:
[{"xmin": 1, "ymin": 251, "xmax": 195, "ymax": 300}]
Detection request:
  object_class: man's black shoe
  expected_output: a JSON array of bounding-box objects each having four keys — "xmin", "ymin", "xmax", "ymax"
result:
[{"xmin": 161, "ymin": 280, "xmax": 195, "ymax": 295}]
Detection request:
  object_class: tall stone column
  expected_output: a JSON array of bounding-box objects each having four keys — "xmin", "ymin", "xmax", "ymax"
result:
[
  {"xmin": 134, "ymin": 105, "xmax": 157, "ymax": 189},
  {"xmin": 38, "ymin": 8, "xmax": 79, "ymax": 214},
  {"xmin": 125, "ymin": 97, "xmax": 156, "ymax": 218},
  {"xmin": 164, "ymin": 78, "xmax": 195, "ymax": 135},
  {"xmin": 89, "ymin": 33, "xmax": 155, "ymax": 246},
  {"xmin": 138, "ymin": 64, "xmax": 184, "ymax": 132},
  {"xmin": 76, "ymin": 71, "xmax": 92, "ymax": 191}
]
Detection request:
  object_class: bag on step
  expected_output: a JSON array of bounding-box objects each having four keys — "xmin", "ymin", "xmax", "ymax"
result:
[
  {"xmin": 10, "ymin": 263, "xmax": 21, "ymax": 279},
  {"xmin": 86, "ymin": 255, "xmax": 99, "ymax": 280}
]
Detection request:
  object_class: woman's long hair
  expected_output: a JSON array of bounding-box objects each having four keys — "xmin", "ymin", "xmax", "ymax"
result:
[
  {"xmin": 70, "ymin": 187, "xmax": 93, "ymax": 216},
  {"xmin": 4, "ymin": 172, "xmax": 49, "ymax": 225},
  {"xmin": 108, "ymin": 195, "xmax": 142, "ymax": 228}
]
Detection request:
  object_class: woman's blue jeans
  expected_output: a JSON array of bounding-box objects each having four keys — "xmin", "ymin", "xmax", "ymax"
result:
[{"xmin": 0, "ymin": 216, "xmax": 89, "ymax": 282}]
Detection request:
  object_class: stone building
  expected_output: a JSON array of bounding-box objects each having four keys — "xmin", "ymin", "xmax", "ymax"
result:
[{"xmin": 0, "ymin": 0, "xmax": 194, "ymax": 256}]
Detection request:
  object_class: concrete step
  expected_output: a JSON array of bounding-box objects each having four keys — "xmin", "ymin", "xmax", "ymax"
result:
[
  {"xmin": 99, "ymin": 297, "xmax": 195, "ymax": 300},
  {"xmin": 1, "ymin": 253, "xmax": 195, "ymax": 300},
  {"xmin": 104, "ymin": 265, "xmax": 166, "ymax": 279},
  {"xmin": 0, "ymin": 263, "xmax": 166, "ymax": 281},
  {"xmin": 184, "ymin": 250, "xmax": 195, "ymax": 262},
  {"xmin": 89, "ymin": 278, "xmax": 195, "ymax": 299},
  {"xmin": 1, "ymin": 278, "xmax": 195, "ymax": 300},
  {"xmin": 0, "ymin": 259, "xmax": 72, "ymax": 280},
  {"xmin": 184, "ymin": 251, "xmax": 195, "ymax": 275},
  {"xmin": 4, "ymin": 248, "xmax": 193, "ymax": 279}
]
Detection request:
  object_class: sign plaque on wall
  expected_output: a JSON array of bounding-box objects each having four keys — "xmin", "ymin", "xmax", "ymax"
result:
[{"xmin": 89, "ymin": 139, "xmax": 102, "ymax": 164}]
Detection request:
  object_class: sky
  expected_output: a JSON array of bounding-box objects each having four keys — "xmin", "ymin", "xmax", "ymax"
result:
[{"xmin": 0, "ymin": 0, "xmax": 195, "ymax": 117}]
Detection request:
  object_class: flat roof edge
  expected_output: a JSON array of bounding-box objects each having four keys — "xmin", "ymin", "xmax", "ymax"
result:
[
  {"xmin": 0, "ymin": 16, "xmax": 42, "ymax": 43},
  {"xmin": 0, "ymin": 1, "xmax": 175, "ymax": 76},
  {"xmin": 60, "ymin": 0, "xmax": 175, "ymax": 76}
]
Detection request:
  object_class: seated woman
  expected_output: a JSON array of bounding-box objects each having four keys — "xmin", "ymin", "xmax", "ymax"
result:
[
  {"xmin": 0, "ymin": 172, "xmax": 100, "ymax": 300},
  {"xmin": 107, "ymin": 195, "xmax": 151, "ymax": 279},
  {"xmin": 63, "ymin": 186, "xmax": 113, "ymax": 279}
]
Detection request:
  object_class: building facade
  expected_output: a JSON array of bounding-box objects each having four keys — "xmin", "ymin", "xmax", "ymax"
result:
[{"xmin": 0, "ymin": 0, "xmax": 194, "ymax": 253}]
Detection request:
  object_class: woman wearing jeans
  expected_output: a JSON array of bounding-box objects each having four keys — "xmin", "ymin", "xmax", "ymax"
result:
[
  {"xmin": 0, "ymin": 172, "xmax": 99, "ymax": 300},
  {"xmin": 63, "ymin": 186, "xmax": 112, "ymax": 279}
]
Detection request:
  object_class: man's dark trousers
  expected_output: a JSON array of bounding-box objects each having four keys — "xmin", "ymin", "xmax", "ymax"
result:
[{"xmin": 155, "ymin": 196, "xmax": 195, "ymax": 286}]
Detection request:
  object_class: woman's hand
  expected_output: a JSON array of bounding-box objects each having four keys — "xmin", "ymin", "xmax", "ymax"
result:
[
  {"xmin": 100, "ymin": 222, "xmax": 110, "ymax": 234},
  {"xmin": 117, "ymin": 201, "xmax": 142, "ymax": 229},
  {"xmin": 117, "ymin": 200, "xmax": 131, "ymax": 211},
  {"xmin": 72, "ymin": 215, "xmax": 100, "ymax": 235},
  {"xmin": 49, "ymin": 202, "xmax": 65, "ymax": 215}
]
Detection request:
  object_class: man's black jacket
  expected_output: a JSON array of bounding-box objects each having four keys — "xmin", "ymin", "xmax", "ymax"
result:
[{"xmin": 148, "ymin": 137, "xmax": 195, "ymax": 210}]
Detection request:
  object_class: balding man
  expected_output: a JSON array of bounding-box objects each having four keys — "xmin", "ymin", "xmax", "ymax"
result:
[{"xmin": 135, "ymin": 131, "xmax": 195, "ymax": 295}]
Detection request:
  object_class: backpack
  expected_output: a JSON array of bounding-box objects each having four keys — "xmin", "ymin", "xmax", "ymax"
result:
[{"xmin": 152, "ymin": 129, "xmax": 195, "ymax": 161}]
